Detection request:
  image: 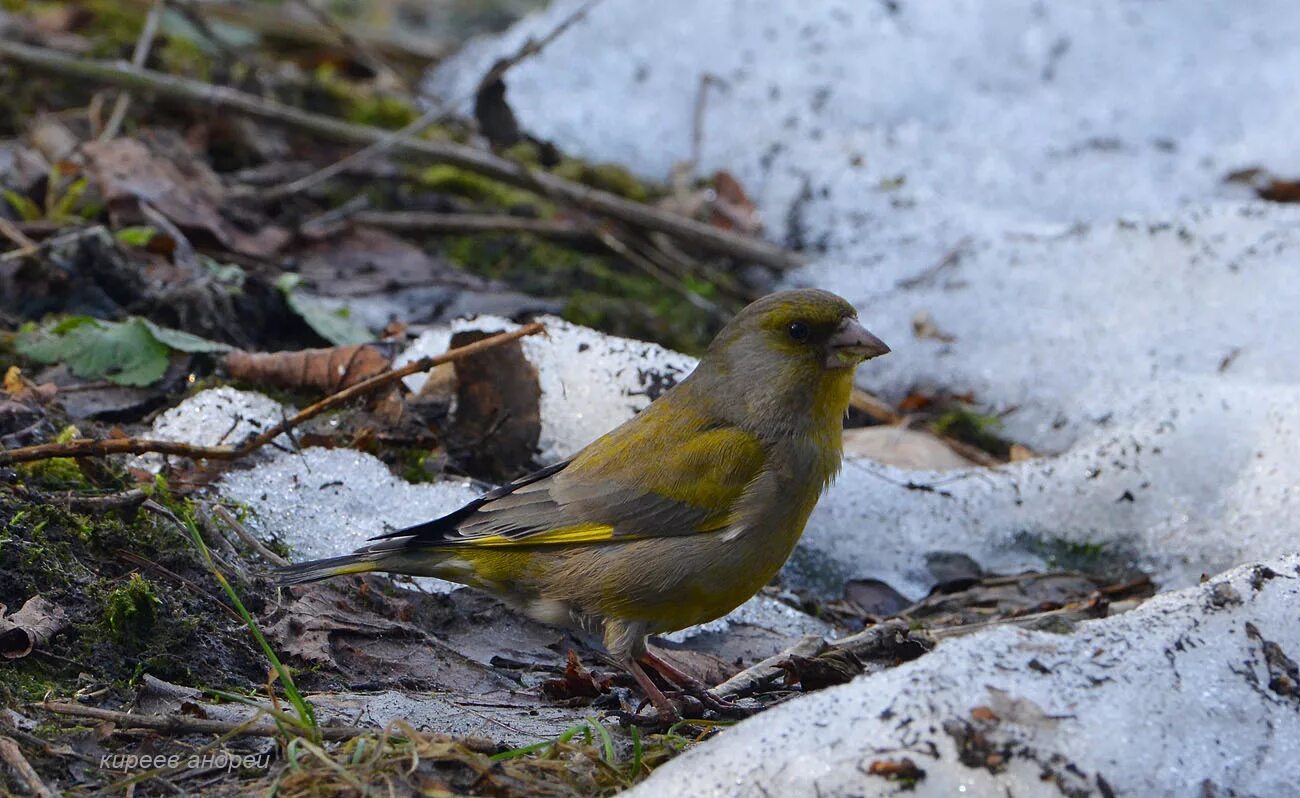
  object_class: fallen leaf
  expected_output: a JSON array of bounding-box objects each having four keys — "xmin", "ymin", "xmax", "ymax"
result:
[
  {"xmin": 0, "ymin": 596, "xmax": 68, "ymax": 659},
  {"xmin": 710, "ymin": 170, "xmax": 762, "ymax": 235},
  {"xmin": 540, "ymin": 651, "xmax": 605, "ymax": 702},
  {"xmin": 224, "ymin": 342, "xmax": 396, "ymax": 393},
  {"xmin": 295, "ymin": 226, "xmax": 489, "ymax": 297},
  {"xmin": 865, "ymin": 757, "xmax": 926, "ymax": 782},
  {"xmin": 17, "ymin": 316, "xmax": 230, "ymax": 387},
  {"xmin": 82, "ymin": 134, "xmax": 288, "ymax": 257},
  {"xmin": 276, "ymin": 274, "xmax": 373, "ymax": 346},
  {"xmin": 447, "ymin": 329, "xmax": 541, "ymax": 480},
  {"xmin": 970, "ymin": 705, "xmax": 999, "ymax": 722},
  {"xmin": 843, "ymin": 578, "xmax": 914, "ymax": 616}
]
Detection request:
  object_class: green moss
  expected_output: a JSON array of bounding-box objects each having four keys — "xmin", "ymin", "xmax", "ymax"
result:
[
  {"xmin": 442, "ymin": 234, "xmax": 721, "ymax": 353},
  {"xmin": 417, "ymin": 165, "xmax": 541, "ymax": 210},
  {"xmin": 313, "ymin": 63, "xmax": 417, "ymax": 129},
  {"xmin": 395, "ymin": 448, "xmax": 438, "ymax": 484},
  {"xmin": 0, "ymin": 666, "xmax": 60, "ymax": 704},
  {"xmin": 1011, "ymin": 531, "xmax": 1141, "ymax": 582},
  {"xmin": 77, "ymin": 0, "xmax": 152, "ymax": 57},
  {"xmin": 159, "ymin": 36, "xmax": 214, "ymax": 81},
  {"xmin": 102, "ymin": 573, "xmax": 162, "ymax": 642},
  {"xmin": 932, "ymin": 406, "xmax": 1010, "ymax": 459},
  {"xmin": 17, "ymin": 458, "xmax": 85, "ymax": 489},
  {"xmin": 552, "ymin": 158, "xmax": 651, "ymax": 202}
]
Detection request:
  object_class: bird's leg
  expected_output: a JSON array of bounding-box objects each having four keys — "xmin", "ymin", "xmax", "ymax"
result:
[
  {"xmin": 622, "ymin": 657, "xmax": 682, "ymax": 723},
  {"xmin": 639, "ymin": 649, "xmax": 751, "ymax": 716}
]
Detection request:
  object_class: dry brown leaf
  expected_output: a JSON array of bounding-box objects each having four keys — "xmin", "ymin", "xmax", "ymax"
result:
[
  {"xmin": 82, "ymin": 134, "xmax": 288, "ymax": 257},
  {"xmin": 447, "ymin": 331, "xmax": 541, "ymax": 480},
  {"xmin": 540, "ymin": 650, "xmax": 606, "ymax": 702},
  {"xmin": 296, "ymin": 226, "xmax": 489, "ymax": 296},
  {"xmin": 865, "ymin": 757, "xmax": 926, "ymax": 782},
  {"xmin": 710, "ymin": 170, "xmax": 762, "ymax": 235},
  {"xmin": 0, "ymin": 596, "xmax": 68, "ymax": 659},
  {"xmin": 223, "ymin": 343, "xmax": 395, "ymax": 392}
]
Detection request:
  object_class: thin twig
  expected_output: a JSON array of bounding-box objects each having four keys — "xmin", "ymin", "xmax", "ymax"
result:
[
  {"xmin": 0, "ymin": 217, "xmax": 38, "ymax": 253},
  {"xmin": 9, "ymin": 485, "xmax": 149, "ymax": 513},
  {"xmin": 115, "ymin": 548, "xmax": 242, "ymax": 621},
  {"xmin": 476, "ymin": 0, "xmax": 601, "ymax": 92},
  {"xmin": 212, "ymin": 504, "xmax": 289, "ymax": 567},
  {"xmin": 289, "ymin": 0, "xmax": 403, "ymax": 89},
  {"xmin": 34, "ymin": 701, "xmax": 364, "ymax": 741},
  {"xmin": 0, "ymin": 40, "xmax": 802, "ymax": 270},
  {"xmin": 122, "ymin": 0, "xmax": 449, "ymax": 61},
  {"xmin": 0, "ymin": 224, "xmax": 108, "ymax": 263},
  {"xmin": 0, "ymin": 437, "xmax": 238, "ymax": 466},
  {"xmin": 849, "ymin": 386, "xmax": 902, "ymax": 425},
  {"xmin": 712, "ymin": 620, "xmax": 920, "ymax": 700},
  {"xmin": 267, "ymin": 100, "xmax": 450, "ymax": 199},
  {"xmin": 237, "ymin": 321, "xmax": 545, "ymax": 453},
  {"xmin": 100, "ymin": 0, "xmax": 167, "ymax": 141},
  {"xmin": 593, "ymin": 225, "xmax": 724, "ymax": 319},
  {"xmin": 352, "ymin": 210, "xmax": 594, "ymax": 241},
  {"xmin": 712, "ymin": 634, "xmax": 825, "ymax": 700},
  {"xmin": 925, "ymin": 598, "xmax": 1111, "ymax": 640},
  {"xmin": 0, "ymin": 324, "xmax": 545, "ymax": 466},
  {"xmin": 0, "ymin": 737, "xmax": 57, "ymax": 798}
]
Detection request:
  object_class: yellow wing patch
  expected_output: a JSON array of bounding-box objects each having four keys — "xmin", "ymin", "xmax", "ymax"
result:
[{"xmin": 454, "ymin": 522, "xmax": 617, "ymax": 547}]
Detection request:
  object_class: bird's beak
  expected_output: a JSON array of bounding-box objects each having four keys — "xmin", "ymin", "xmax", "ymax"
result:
[{"xmin": 825, "ymin": 317, "xmax": 890, "ymax": 369}]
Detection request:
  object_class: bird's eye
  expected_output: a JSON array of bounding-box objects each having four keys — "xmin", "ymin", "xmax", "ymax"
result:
[{"xmin": 787, "ymin": 321, "xmax": 810, "ymax": 342}]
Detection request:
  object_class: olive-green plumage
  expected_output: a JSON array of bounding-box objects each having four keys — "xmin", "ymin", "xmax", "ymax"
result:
[{"xmin": 278, "ymin": 289, "xmax": 888, "ymax": 670}]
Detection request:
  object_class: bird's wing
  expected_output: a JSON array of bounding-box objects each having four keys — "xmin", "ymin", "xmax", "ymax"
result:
[{"xmin": 383, "ymin": 409, "xmax": 767, "ymax": 549}]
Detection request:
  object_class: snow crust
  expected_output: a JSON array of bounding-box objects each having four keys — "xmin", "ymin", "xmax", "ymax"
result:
[
  {"xmin": 627, "ymin": 554, "xmax": 1300, "ymax": 798},
  {"xmin": 429, "ymin": 0, "xmax": 1300, "ymax": 450}
]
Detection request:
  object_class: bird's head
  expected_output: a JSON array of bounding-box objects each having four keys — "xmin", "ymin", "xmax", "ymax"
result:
[{"xmin": 694, "ymin": 289, "xmax": 889, "ymax": 437}]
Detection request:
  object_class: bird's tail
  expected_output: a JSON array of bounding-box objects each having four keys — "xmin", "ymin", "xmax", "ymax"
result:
[{"xmin": 275, "ymin": 552, "xmax": 384, "ymax": 585}]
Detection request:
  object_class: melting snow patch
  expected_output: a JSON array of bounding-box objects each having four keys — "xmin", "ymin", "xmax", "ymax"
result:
[
  {"xmin": 628, "ymin": 554, "xmax": 1300, "ymax": 798},
  {"xmin": 217, "ymin": 447, "xmax": 481, "ymax": 592},
  {"xmin": 431, "ymin": 1, "xmax": 1300, "ymax": 452},
  {"xmin": 131, "ymin": 387, "xmax": 290, "ymax": 473},
  {"xmin": 790, "ymin": 375, "xmax": 1300, "ymax": 597}
]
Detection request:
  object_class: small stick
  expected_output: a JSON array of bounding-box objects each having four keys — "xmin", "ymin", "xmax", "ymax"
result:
[
  {"xmin": 0, "ymin": 737, "xmax": 57, "ymax": 798},
  {"xmin": 0, "ymin": 324, "xmax": 545, "ymax": 466},
  {"xmin": 33, "ymin": 701, "xmax": 364, "ymax": 741},
  {"xmin": 0, "ymin": 224, "xmax": 107, "ymax": 263},
  {"xmin": 0, "ymin": 217, "xmax": 39, "ymax": 253},
  {"xmin": 351, "ymin": 210, "xmax": 594, "ymax": 242},
  {"xmin": 712, "ymin": 620, "xmax": 919, "ymax": 700},
  {"xmin": 849, "ymin": 386, "xmax": 901, "ymax": 425},
  {"xmin": 100, "ymin": 0, "xmax": 167, "ymax": 141},
  {"xmin": 0, "ymin": 40, "xmax": 802, "ymax": 270},
  {"xmin": 925, "ymin": 596, "xmax": 1113, "ymax": 640},
  {"xmin": 212, "ymin": 504, "xmax": 289, "ymax": 567},
  {"xmin": 712, "ymin": 634, "xmax": 826, "ymax": 699},
  {"xmin": 592, "ymin": 226, "xmax": 725, "ymax": 319},
  {"xmin": 9, "ymin": 486, "xmax": 149, "ymax": 513},
  {"xmin": 236, "ymin": 321, "xmax": 544, "ymax": 453},
  {"xmin": 846, "ymin": 387, "xmax": 1008, "ymax": 467},
  {"xmin": 268, "ymin": 100, "xmax": 450, "ymax": 199},
  {"xmin": 288, "ymin": 0, "xmax": 403, "ymax": 90}
]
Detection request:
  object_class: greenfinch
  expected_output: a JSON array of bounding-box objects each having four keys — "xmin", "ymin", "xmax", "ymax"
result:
[{"xmin": 278, "ymin": 288, "xmax": 889, "ymax": 718}]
